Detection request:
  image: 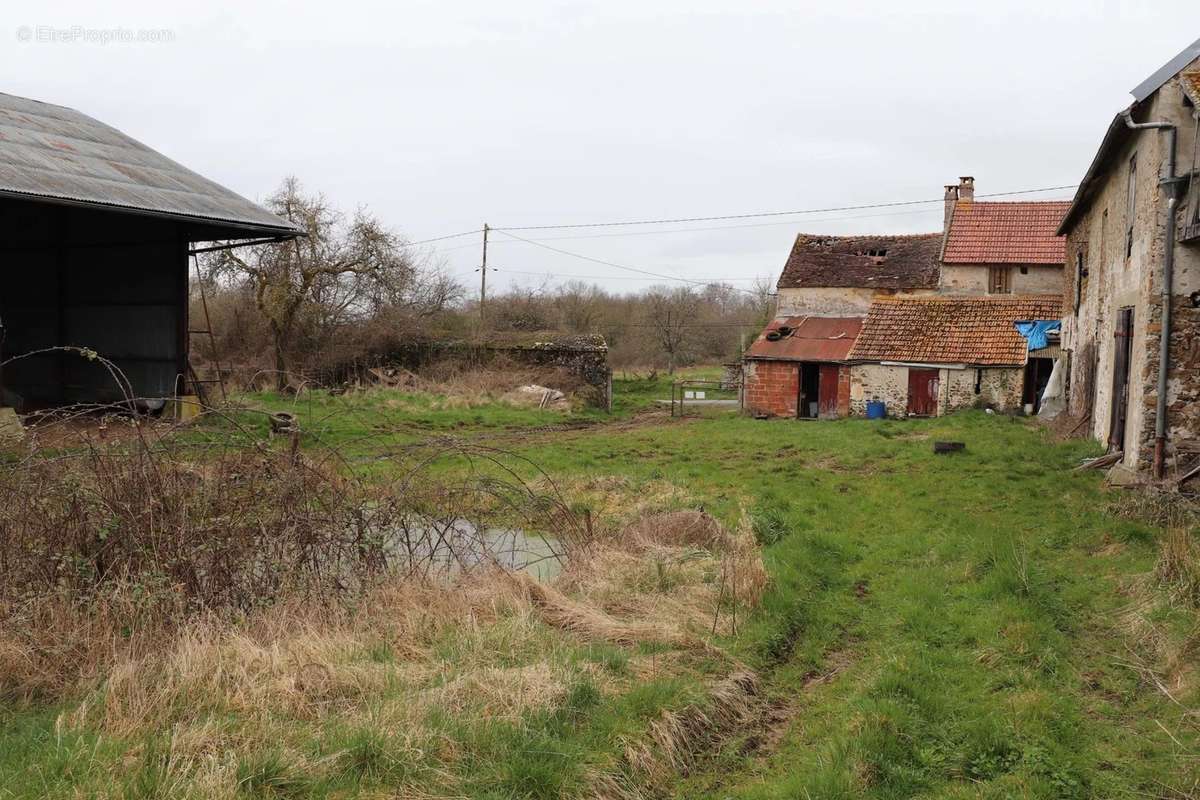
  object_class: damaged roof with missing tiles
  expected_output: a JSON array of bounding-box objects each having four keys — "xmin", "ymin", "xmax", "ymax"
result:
[
  {"xmin": 1182, "ymin": 71, "xmax": 1200, "ymax": 105},
  {"xmin": 942, "ymin": 201, "xmax": 1069, "ymax": 265},
  {"xmin": 0, "ymin": 92, "xmax": 301, "ymax": 237},
  {"xmin": 848, "ymin": 294, "xmax": 1065, "ymax": 367},
  {"xmin": 776, "ymin": 233, "xmax": 942, "ymax": 290}
]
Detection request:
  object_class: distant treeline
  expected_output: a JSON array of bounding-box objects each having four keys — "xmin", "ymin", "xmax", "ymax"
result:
[{"xmin": 191, "ymin": 178, "xmax": 776, "ymax": 385}]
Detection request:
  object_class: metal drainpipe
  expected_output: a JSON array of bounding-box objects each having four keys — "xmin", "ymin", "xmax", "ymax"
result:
[{"xmin": 1121, "ymin": 110, "xmax": 1179, "ymax": 479}]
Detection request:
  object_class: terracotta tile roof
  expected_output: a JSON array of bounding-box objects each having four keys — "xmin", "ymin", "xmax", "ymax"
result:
[
  {"xmin": 942, "ymin": 201, "xmax": 1069, "ymax": 265},
  {"xmin": 777, "ymin": 233, "xmax": 941, "ymax": 290},
  {"xmin": 745, "ymin": 316, "xmax": 862, "ymax": 362},
  {"xmin": 847, "ymin": 294, "xmax": 1064, "ymax": 366}
]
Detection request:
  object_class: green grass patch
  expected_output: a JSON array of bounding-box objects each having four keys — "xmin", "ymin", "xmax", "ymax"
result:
[{"xmin": 3, "ymin": 391, "xmax": 1194, "ymax": 799}]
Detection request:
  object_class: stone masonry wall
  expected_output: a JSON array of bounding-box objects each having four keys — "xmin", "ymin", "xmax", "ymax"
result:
[
  {"xmin": 1062, "ymin": 70, "xmax": 1200, "ymax": 471},
  {"xmin": 940, "ymin": 369, "xmax": 976, "ymax": 414},
  {"xmin": 849, "ymin": 364, "xmax": 907, "ymax": 415},
  {"xmin": 850, "ymin": 363, "xmax": 1024, "ymax": 417},
  {"xmin": 776, "ymin": 286, "xmax": 937, "ymax": 318},
  {"xmin": 940, "ymin": 264, "xmax": 1062, "ymax": 295}
]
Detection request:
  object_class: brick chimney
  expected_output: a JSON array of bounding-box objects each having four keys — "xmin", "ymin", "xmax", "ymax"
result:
[
  {"xmin": 944, "ymin": 183, "xmax": 958, "ymax": 233},
  {"xmin": 958, "ymin": 176, "xmax": 975, "ymax": 202}
]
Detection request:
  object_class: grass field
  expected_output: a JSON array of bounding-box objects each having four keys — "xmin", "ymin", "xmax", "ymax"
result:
[{"xmin": 2, "ymin": 371, "xmax": 1198, "ymax": 799}]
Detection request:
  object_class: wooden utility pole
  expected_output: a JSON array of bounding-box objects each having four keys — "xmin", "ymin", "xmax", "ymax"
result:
[{"xmin": 479, "ymin": 223, "xmax": 489, "ymax": 323}]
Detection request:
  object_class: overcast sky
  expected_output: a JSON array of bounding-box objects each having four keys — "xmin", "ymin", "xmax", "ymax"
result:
[{"xmin": 4, "ymin": 1, "xmax": 1196, "ymax": 296}]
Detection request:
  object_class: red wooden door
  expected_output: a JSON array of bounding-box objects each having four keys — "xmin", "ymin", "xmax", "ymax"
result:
[
  {"xmin": 818, "ymin": 364, "xmax": 840, "ymax": 418},
  {"xmin": 907, "ymin": 368, "xmax": 939, "ymax": 416}
]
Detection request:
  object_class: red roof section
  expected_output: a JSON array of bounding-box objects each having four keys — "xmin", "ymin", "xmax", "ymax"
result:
[
  {"xmin": 942, "ymin": 201, "xmax": 1069, "ymax": 265},
  {"xmin": 847, "ymin": 295, "xmax": 1064, "ymax": 367},
  {"xmin": 746, "ymin": 317, "xmax": 862, "ymax": 362}
]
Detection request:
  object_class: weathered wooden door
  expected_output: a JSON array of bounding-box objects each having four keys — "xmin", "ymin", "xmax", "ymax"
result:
[
  {"xmin": 1108, "ymin": 308, "xmax": 1134, "ymax": 450},
  {"xmin": 818, "ymin": 364, "xmax": 840, "ymax": 418},
  {"xmin": 907, "ymin": 368, "xmax": 939, "ymax": 416},
  {"xmin": 988, "ymin": 266, "xmax": 1011, "ymax": 294}
]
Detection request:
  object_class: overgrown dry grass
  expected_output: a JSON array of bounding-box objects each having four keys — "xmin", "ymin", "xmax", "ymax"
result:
[
  {"xmin": 0, "ymin": 397, "xmax": 768, "ymax": 798},
  {"xmin": 29, "ymin": 506, "xmax": 764, "ymax": 797},
  {"xmin": 1113, "ymin": 491, "xmax": 1200, "ymax": 717}
]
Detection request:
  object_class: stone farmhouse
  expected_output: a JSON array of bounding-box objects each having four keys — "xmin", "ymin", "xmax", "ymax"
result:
[
  {"xmin": 743, "ymin": 178, "xmax": 1068, "ymax": 419},
  {"xmin": 1058, "ymin": 37, "xmax": 1200, "ymax": 479}
]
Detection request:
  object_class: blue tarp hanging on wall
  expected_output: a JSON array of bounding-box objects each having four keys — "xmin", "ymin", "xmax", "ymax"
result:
[{"xmin": 1015, "ymin": 320, "xmax": 1061, "ymax": 351}]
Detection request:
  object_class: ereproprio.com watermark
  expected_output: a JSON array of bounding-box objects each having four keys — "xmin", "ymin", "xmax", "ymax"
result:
[{"xmin": 16, "ymin": 25, "xmax": 175, "ymax": 44}]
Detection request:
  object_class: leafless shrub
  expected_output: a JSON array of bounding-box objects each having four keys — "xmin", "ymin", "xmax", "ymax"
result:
[{"xmin": 0, "ymin": 360, "xmax": 585, "ymax": 700}]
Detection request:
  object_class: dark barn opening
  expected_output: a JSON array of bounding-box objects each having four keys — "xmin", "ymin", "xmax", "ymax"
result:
[
  {"xmin": 797, "ymin": 363, "xmax": 820, "ymax": 419},
  {"xmin": 0, "ymin": 92, "xmax": 300, "ymax": 412},
  {"xmin": 1022, "ymin": 356, "xmax": 1055, "ymax": 414}
]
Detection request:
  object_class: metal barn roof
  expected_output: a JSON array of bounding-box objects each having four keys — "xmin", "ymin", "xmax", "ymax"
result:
[
  {"xmin": 0, "ymin": 92, "xmax": 301, "ymax": 237},
  {"xmin": 745, "ymin": 316, "xmax": 862, "ymax": 362}
]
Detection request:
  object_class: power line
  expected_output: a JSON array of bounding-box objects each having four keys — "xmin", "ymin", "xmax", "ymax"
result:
[
  {"xmin": 422, "ymin": 204, "xmax": 946, "ymax": 254},
  {"xmin": 493, "ymin": 230, "xmax": 762, "ymax": 295},
  {"xmin": 405, "ymin": 183, "xmax": 1077, "ymax": 251},
  {"xmin": 492, "ymin": 184, "xmax": 1078, "ymax": 232},
  {"xmin": 405, "ymin": 228, "xmax": 481, "ymax": 246},
  {"xmin": 493, "ymin": 268, "xmax": 760, "ymax": 282}
]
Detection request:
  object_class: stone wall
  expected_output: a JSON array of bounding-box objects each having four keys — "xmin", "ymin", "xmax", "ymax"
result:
[
  {"xmin": 976, "ymin": 368, "xmax": 1025, "ymax": 412},
  {"xmin": 318, "ymin": 333, "xmax": 613, "ymax": 410},
  {"xmin": 775, "ymin": 286, "xmax": 936, "ymax": 318},
  {"xmin": 849, "ymin": 363, "xmax": 1024, "ymax": 417},
  {"xmin": 940, "ymin": 368, "xmax": 977, "ymax": 413},
  {"xmin": 1061, "ymin": 67, "xmax": 1200, "ymax": 471},
  {"xmin": 940, "ymin": 264, "xmax": 1062, "ymax": 295},
  {"xmin": 849, "ymin": 364, "xmax": 908, "ymax": 415},
  {"xmin": 939, "ymin": 265, "xmax": 989, "ymax": 294},
  {"xmin": 492, "ymin": 338, "xmax": 613, "ymax": 410}
]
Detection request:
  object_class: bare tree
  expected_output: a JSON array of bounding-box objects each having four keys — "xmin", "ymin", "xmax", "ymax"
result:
[
  {"xmin": 748, "ymin": 274, "xmax": 777, "ymax": 327},
  {"xmin": 553, "ymin": 281, "xmax": 606, "ymax": 333},
  {"xmin": 205, "ymin": 177, "xmax": 416, "ymax": 390},
  {"xmin": 644, "ymin": 285, "xmax": 701, "ymax": 374}
]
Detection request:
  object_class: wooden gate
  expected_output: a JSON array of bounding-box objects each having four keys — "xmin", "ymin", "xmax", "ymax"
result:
[{"xmin": 907, "ymin": 368, "xmax": 939, "ymax": 416}]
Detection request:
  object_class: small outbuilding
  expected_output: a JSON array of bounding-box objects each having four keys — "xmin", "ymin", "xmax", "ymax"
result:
[
  {"xmin": 0, "ymin": 92, "xmax": 300, "ymax": 410},
  {"xmin": 846, "ymin": 294, "xmax": 1064, "ymax": 416},
  {"xmin": 743, "ymin": 316, "xmax": 861, "ymax": 418}
]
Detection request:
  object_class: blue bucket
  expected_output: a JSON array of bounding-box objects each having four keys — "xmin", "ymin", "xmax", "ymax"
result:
[{"xmin": 866, "ymin": 400, "xmax": 886, "ymax": 420}]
